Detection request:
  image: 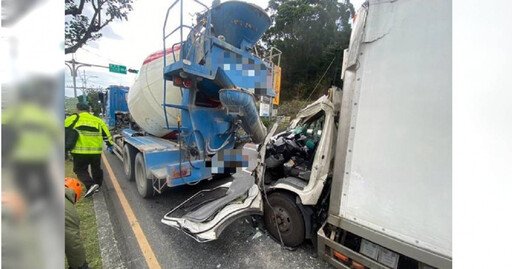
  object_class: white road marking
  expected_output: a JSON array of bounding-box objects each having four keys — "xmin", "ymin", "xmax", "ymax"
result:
[{"xmin": 242, "ymin": 167, "xmax": 253, "ymax": 174}]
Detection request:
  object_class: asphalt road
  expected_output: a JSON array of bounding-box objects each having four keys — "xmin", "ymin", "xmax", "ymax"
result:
[{"xmin": 100, "ymin": 144, "xmax": 331, "ymax": 269}]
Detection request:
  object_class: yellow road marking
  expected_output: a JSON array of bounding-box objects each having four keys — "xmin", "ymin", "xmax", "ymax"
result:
[{"xmin": 102, "ymin": 154, "xmax": 162, "ymax": 269}]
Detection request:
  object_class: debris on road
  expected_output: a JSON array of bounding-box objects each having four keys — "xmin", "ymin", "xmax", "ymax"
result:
[{"xmin": 251, "ymin": 230, "xmax": 263, "ymax": 240}]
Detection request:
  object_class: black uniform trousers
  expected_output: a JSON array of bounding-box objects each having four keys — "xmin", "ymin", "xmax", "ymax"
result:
[{"xmin": 71, "ymin": 153, "xmax": 103, "ymax": 189}]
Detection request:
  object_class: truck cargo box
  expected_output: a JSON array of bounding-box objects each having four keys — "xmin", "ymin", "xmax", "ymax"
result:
[{"xmin": 325, "ymin": 0, "xmax": 451, "ymax": 268}]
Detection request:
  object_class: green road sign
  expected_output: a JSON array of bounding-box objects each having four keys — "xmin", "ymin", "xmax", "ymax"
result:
[{"xmin": 109, "ymin": 64, "xmax": 127, "ymax": 74}]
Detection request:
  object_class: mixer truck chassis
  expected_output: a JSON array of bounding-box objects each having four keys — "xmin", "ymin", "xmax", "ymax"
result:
[{"xmin": 113, "ymin": 129, "xmax": 211, "ymax": 198}]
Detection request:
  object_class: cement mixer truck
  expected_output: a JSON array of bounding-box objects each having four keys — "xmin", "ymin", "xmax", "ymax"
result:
[{"xmin": 111, "ymin": 0, "xmax": 280, "ymax": 200}]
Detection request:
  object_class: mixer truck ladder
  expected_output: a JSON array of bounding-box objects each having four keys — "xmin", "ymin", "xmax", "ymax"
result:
[{"xmin": 162, "ymin": 0, "xmax": 213, "ymax": 131}]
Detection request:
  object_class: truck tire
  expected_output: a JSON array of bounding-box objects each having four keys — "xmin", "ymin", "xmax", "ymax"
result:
[
  {"xmin": 264, "ymin": 192, "xmax": 305, "ymax": 247},
  {"xmin": 134, "ymin": 152, "xmax": 154, "ymax": 198},
  {"xmin": 123, "ymin": 144, "xmax": 137, "ymax": 182}
]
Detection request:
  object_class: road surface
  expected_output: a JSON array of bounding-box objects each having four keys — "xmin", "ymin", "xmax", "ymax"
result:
[{"xmin": 99, "ymin": 144, "xmax": 331, "ymax": 269}]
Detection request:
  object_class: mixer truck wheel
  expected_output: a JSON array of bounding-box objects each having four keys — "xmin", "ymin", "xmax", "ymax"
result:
[
  {"xmin": 134, "ymin": 153, "xmax": 154, "ymax": 198},
  {"xmin": 123, "ymin": 144, "xmax": 136, "ymax": 182},
  {"xmin": 264, "ymin": 192, "xmax": 305, "ymax": 247}
]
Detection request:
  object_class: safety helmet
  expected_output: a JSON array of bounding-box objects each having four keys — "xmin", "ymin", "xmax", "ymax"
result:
[{"xmin": 65, "ymin": 177, "xmax": 83, "ymax": 202}]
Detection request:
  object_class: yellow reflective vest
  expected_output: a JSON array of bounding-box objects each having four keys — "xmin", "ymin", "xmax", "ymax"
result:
[
  {"xmin": 2, "ymin": 103, "xmax": 60, "ymax": 162},
  {"xmin": 65, "ymin": 112, "xmax": 113, "ymax": 154}
]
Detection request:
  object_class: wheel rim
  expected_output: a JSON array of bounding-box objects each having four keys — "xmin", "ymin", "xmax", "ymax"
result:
[{"xmin": 272, "ymin": 206, "xmax": 292, "ymax": 233}]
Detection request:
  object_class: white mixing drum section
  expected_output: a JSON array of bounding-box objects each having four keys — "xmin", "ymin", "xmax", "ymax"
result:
[{"xmin": 128, "ymin": 49, "xmax": 182, "ymax": 137}]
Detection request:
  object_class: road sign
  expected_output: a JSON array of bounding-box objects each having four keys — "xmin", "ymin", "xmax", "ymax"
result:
[
  {"xmin": 259, "ymin": 103, "xmax": 270, "ymax": 117},
  {"xmin": 109, "ymin": 64, "xmax": 127, "ymax": 74}
]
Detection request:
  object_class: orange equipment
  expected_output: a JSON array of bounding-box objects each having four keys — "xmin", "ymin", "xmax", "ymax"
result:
[{"xmin": 65, "ymin": 177, "xmax": 83, "ymax": 202}]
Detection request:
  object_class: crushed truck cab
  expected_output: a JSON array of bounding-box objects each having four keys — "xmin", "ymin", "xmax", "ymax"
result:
[{"xmin": 256, "ymin": 94, "xmax": 339, "ymax": 206}]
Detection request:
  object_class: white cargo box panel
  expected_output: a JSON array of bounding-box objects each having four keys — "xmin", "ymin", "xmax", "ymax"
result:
[{"xmin": 338, "ymin": 0, "xmax": 451, "ymax": 259}]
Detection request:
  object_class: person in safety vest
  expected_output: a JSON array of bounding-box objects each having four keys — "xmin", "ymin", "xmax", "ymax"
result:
[
  {"xmin": 65, "ymin": 177, "xmax": 89, "ymax": 269},
  {"xmin": 65, "ymin": 102, "xmax": 113, "ymax": 198},
  {"xmin": 2, "ymin": 101, "xmax": 60, "ymax": 206}
]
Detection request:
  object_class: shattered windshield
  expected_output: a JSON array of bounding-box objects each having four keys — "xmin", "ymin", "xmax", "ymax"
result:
[
  {"xmin": 293, "ymin": 111, "xmax": 325, "ymax": 144},
  {"xmin": 264, "ymin": 111, "xmax": 326, "ymax": 184}
]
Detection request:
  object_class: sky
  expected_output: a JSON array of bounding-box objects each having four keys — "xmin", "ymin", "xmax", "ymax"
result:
[
  {"xmin": 1, "ymin": 0, "xmax": 62, "ymax": 84},
  {"xmin": 64, "ymin": 0, "xmax": 365, "ymax": 97}
]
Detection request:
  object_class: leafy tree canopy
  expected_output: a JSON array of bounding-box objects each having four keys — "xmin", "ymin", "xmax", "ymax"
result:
[
  {"xmin": 263, "ymin": 0, "xmax": 354, "ymax": 101},
  {"xmin": 65, "ymin": 0, "xmax": 133, "ymax": 54}
]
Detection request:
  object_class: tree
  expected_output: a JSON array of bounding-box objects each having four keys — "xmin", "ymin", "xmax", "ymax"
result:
[
  {"xmin": 76, "ymin": 88, "xmax": 103, "ymax": 116},
  {"xmin": 263, "ymin": 0, "xmax": 354, "ymax": 101},
  {"xmin": 65, "ymin": 0, "xmax": 133, "ymax": 54},
  {"xmin": 86, "ymin": 90, "xmax": 103, "ymax": 116}
]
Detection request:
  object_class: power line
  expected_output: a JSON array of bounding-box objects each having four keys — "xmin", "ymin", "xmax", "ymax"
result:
[
  {"xmin": 81, "ymin": 46, "xmax": 123, "ymax": 65},
  {"xmin": 306, "ymin": 56, "xmax": 336, "ymax": 102}
]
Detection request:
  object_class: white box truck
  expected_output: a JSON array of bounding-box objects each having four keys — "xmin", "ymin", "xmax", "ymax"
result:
[{"xmin": 318, "ymin": 0, "xmax": 452, "ymax": 268}]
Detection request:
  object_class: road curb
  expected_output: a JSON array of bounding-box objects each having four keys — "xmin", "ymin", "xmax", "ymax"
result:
[{"xmin": 93, "ymin": 188, "xmax": 127, "ymax": 269}]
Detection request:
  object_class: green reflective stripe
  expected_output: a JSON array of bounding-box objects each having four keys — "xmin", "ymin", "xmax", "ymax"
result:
[
  {"xmin": 78, "ymin": 131, "xmax": 102, "ymax": 137},
  {"xmin": 73, "ymin": 147, "xmax": 103, "ymax": 151},
  {"xmin": 72, "ymin": 151, "xmax": 102, "ymax": 154},
  {"xmin": 75, "ymin": 120, "xmax": 102, "ymax": 128}
]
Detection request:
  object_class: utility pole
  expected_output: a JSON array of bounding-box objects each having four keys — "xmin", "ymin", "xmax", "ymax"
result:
[
  {"xmin": 82, "ymin": 70, "xmax": 87, "ymax": 98},
  {"xmin": 79, "ymin": 71, "xmax": 100, "ymax": 105},
  {"xmin": 65, "ymin": 54, "xmax": 88, "ymax": 101}
]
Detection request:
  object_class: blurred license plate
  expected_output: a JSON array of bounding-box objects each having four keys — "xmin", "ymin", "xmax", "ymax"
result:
[
  {"xmin": 359, "ymin": 239, "xmax": 379, "ymax": 260},
  {"xmin": 378, "ymin": 247, "xmax": 399, "ymax": 269},
  {"xmin": 360, "ymin": 239, "xmax": 399, "ymax": 269}
]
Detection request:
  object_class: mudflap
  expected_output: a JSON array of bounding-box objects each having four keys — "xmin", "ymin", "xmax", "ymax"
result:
[{"xmin": 161, "ymin": 175, "xmax": 263, "ymax": 242}]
